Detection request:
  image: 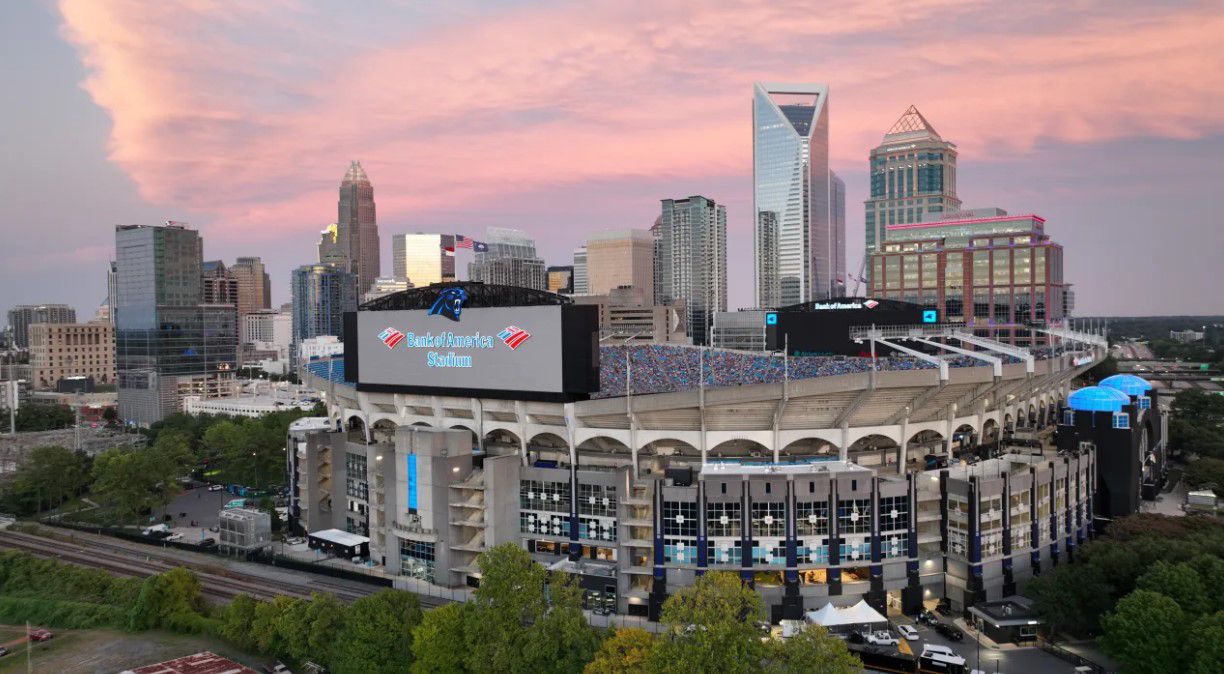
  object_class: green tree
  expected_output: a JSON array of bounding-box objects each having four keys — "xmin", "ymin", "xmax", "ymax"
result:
[
  {"xmin": 148, "ymin": 430, "xmax": 196, "ymax": 514},
  {"xmin": 1185, "ymin": 611, "xmax": 1224, "ymax": 674},
  {"xmin": 1135, "ymin": 560, "xmax": 1210, "ymax": 616},
  {"xmin": 1189, "ymin": 555, "xmax": 1224, "ymax": 612},
  {"xmin": 218, "ymin": 594, "xmax": 261, "ymax": 650},
  {"xmin": 1169, "ymin": 389, "xmax": 1224, "ymax": 459},
  {"xmin": 298, "ymin": 592, "xmax": 348, "ymax": 664},
  {"xmin": 584, "ymin": 628, "xmax": 656, "ymax": 674},
  {"xmin": 1026, "ymin": 561, "xmax": 1114, "ymax": 634},
  {"xmin": 650, "ymin": 572, "xmax": 767, "ymax": 674},
  {"xmin": 1100, "ymin": 590, "xmax": 1187, "ymax": 674},
  {"xmin": 251, "ymin": 595, "xmax": 305, "ymax": 657},
  {"xmin": 1185, "ymin": 457, "xmax": 1224, "ymax": 497},
  {"xmin": 128, "ymin": 567, "xmax": 208, "ymax": 632},
  {"xmin": 91, "ymin": 447, "xmax": 158, "ymax": 520},
  {"xmin": 411, "ymin": 602, "xmax": 471, "ymax": 674},
  {"xmin": 464, "ymin": 543, "xmax": 598, "ymax": 674},
  {"xmin": 331, "ymin": 589, "xmax": 422, "ymax": 674},
  {"xmin": 761, "ymin": 626, "xmax": 861, "ymax": 674}
]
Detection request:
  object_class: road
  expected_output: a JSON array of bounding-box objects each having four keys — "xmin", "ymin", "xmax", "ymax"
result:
[{"xmin": 887, "ymin": 614, "xmax": 1096, "ymax": 674}]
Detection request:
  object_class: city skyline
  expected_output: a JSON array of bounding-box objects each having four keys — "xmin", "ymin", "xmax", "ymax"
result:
[{"xmin": 2, "ymin": 1, "xmax": 1223, "ymax": 319}]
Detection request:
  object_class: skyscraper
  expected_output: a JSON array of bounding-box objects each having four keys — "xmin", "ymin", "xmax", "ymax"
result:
[
  {"xmin": 291, "ymin": 264, "xmax": 358, "ymax": 363},
  {"xmin": 572, "ymin": 247, "xmax": 588, "ymax": 295},
  {"xmin": 106, "ymin": 261, "xmax": 118, "ymax": 325},
  {"xmin": 6, "ymin": 304, "xmax": 76, "ymax": 349},
  {"xmin": 831, "ymin": 171, "xmax": 846, "ymax": 295},
  {"xmin": 337, "ymin": 161, "xmax": 380, "ymax": 294},
  {"xmin": 584, "ymin": 229, "xmax": 654, "ymax": 297},
  {"xmin": 230, "ymin": 257, "xmax": 272, "ymax": 316},
  {"xmin": 659, "ymin": 196, "xmax": 727, "ymax": 345},
  {"xmin": 865, "ymin": 106, "xmax": 960, "ymax": 266},
  {"xmin": 467, "ymin": 227, "xmax": 547, "ymax": 290},
  {"xmin": 201, "ymin": 260, "xmax": 239, "ymax": 306},
  {"xmin": 392, "ymin": 234, "xmax": 455, "ymax": 287},
  {"xmin": 546, "ymin": 266, "xmax": 574, "ymax": 294},
  {"xmin": 114, "ymin": 223, "xmax": 237, "ymax": 425},
  {"xmin": 752, "ymin": 82, "xmax": 843, "ymax": 307}
]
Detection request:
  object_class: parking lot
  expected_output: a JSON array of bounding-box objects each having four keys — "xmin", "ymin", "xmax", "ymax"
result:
[{"xmin": 880, "ymin": 614, "xmax": 1098, "ymax": 674}]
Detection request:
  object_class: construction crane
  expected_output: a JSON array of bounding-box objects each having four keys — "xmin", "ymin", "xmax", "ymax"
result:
[{"xmin": 849, "ymin": 254, "xmax": 868, "ymax": 297}]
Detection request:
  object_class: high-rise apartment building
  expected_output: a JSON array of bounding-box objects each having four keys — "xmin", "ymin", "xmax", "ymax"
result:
[
  {"xmin": 392, "ymin": 234, "xmax": 455, "ymax": 287},
  {"xmin": 868, "ymin": 211, "xmax": 1067, "ymax": 345},
  {"xmin": 585, "ymin": 229, "xmax": 654, "ymax": 297},
  {"xmin": 115, "ymin": 223, "xmax": 238, "ymax": 425},
  {"xmin": 231, "ymin": 257, "xmax": 272, "ymax": 316},
  {"xmin": 106, "ymin": 261, "xmax": 118, "ymax": 325},
  {"xmin": 291, "ymin": 264, "xmax": 358, "ymax": 362},
  {"xmin": 865, "ymin": 106, "xmax": 960, "ymax": 265},
  {"xmin": 546, "ymin": 266, "xmax": 574, "ymax": 294},
  {"xmin": 572, "ymin": 247, "xmax": 588, "ymax": 295},
  {"xmin": 6, "ymin": 304, "xmax": 76, "ymax": 349},
  {"xmin": 201, "ymin": 261, "xmax": 239, "ymax": 306},
  {"xmin": 831, "ymin": 171, "xmax": 846, "ymax": 294},
  {"xmin": 752, "ymin": 82, "xmax": 843, "ymax": 307},
  {"xmin": 650, "ymin": 216, "xmax": 664, "ymax": 305},
  {"xmin": 337, "ymin": 161, "xmax": 381, "ymax": 294},
  {"xmin": 29, "ymin": 322, "xmax": 115, "ymax": 390},
  {"xmin": 659, "ymin": 196, "xmax": 727, "ymax": 345},
  {"xmin": 467, "ymin": 227, "xmax": 546, "ymax": 290}
]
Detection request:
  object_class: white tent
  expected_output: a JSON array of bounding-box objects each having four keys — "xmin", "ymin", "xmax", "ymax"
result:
[{"xmin": 803, "ymin": 600, "xmax": 888, "ymax": 629}]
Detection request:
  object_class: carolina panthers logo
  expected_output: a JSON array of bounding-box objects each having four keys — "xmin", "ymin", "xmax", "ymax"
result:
[{"xmin": 429, "ymin": 287, "xmax": 468, "ymax": 322}]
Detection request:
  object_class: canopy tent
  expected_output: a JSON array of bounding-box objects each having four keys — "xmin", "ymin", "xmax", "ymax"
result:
[{"xmin": 803, "ymin": 600, "xmax": 888, "ymax": 629}]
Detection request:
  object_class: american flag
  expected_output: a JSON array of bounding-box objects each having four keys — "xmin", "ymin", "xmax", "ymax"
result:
[
  {"xmin": 455, "ymin": 235, "xmax": 473, "ymax": 249},
  {"xmin": 498, "ymin": 325, "xmax": 531, "ymax": 349}
]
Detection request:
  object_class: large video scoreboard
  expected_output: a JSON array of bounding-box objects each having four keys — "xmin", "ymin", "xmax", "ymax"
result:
[{"xmin": 765, "ymin": 298, "xmax": 933, "ymax": 357}]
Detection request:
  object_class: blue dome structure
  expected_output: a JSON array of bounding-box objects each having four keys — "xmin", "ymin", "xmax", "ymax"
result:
[
  {"xmin": 1099, "ymin": 374, "xmax": 1153, "ymax": 398},
  {"xmin": 1067, "ymin": 386, "xmax": 1131, "ymax": 413}
]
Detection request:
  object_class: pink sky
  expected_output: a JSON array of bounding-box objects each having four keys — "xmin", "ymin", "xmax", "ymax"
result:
[{"xmin": 2, "ymin": 0, "xmax": 1222, "ymax": 315}]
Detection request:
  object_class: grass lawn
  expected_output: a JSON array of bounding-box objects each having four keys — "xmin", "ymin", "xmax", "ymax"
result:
[{"xmin": 0, "ymin": 627, "xmax": 266, "ymax": 674}]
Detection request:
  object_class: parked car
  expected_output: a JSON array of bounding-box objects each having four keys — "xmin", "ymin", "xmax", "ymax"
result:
[
  {"xmin": 29, "ymin": 628, "xmax": 52, "ymax": 642},
  {"xmin": 897, "ymin": 624, "xmax": 919, "ymax": 641},
  {"xmin": 208, "ymin": 484, "xmax": 224, "ymax": 492},
  {"xmin": 934, "ymin": 621, "xmax": 964, "ymax": 641},
  {"xmin": 865, "ymin": 630, "xmax": 899, "ymax": 646},
  {"xmin": 164, "ymin": 532, "xmax": 184, "ymax": 542},
  {"xmin": 918, "ymin": 610, "xmax": 939, "ymax": 625},
  {"xmin": 262, "ymin": 663, "xmax": 291, "ymax": 674},
  {"xmin": 0, "ymin": 646, "xmax": 9, "ymax": 657},
  {"xmin": 197, "ymin": 538, "xmax": 217, "ymax": 549}
]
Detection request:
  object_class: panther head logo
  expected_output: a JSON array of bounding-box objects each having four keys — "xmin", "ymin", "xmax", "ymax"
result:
[{"xmin": 429, "ymin": 287, "xmax": 468, "ymax": 322}]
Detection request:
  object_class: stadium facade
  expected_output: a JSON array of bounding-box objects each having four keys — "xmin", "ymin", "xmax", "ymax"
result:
[{"xmin": 289, "ymin": 284, "xmax": 1163, "ymax": 622}]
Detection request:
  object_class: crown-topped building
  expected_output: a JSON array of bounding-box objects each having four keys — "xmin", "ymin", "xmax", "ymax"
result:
[
  {"xmin": 865, "ymin": 106, "xmax": 960, "ymax": 263},
  {"xmin": 336, "ymin": 161, "xmax": 381, "ymax": 294}
]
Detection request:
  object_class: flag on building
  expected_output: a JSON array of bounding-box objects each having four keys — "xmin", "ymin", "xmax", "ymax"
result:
[
  {"xmin": 455, "ymin": 235, "xmax": 474, "ymax": 249},
  {"xmin": 473, "ymin": 240, "xmax": 488, "ymax": 253}
]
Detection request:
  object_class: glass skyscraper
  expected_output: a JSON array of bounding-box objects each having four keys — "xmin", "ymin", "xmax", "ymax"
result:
[
  {"xmin": 659, "ymin": 196, "xmax": 727, "ymax": 345},
  {"xmin": 337, "ymin": 161, "xmax": 381, "ymax": 294},
  {"xmin": 291, "ymin": 264, "xmax": 358, "ymax": 363},
  {"xmin": 865, "ymin": 106, "xmax": 960, "ymax": 270},
  {"xmin": 115, "ymin": 223, "xmax": 237, "ymax": 425},
  {"xmin": 468, "ymin": 227, "xmax": 547, "ymax": 290},
  {"xmin": 392, "ymin": 234, "xmax": 455, "ymax": 287},
  {"xmin": 753, "ymin": 82, "xmax": 843, "ymax": 307}
]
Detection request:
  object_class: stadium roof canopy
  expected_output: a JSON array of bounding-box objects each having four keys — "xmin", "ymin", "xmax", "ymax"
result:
[
  {"xmin": 1098, "ymin": 374, "xmax": 1153, "ymax": 397},
  {"xmin": 361, "ymin": 281, "xmax": 570, "ymax": 311},
  {"xmin": 1067, "ymin": 386, "xmax": 1131, "ymax": 412}
]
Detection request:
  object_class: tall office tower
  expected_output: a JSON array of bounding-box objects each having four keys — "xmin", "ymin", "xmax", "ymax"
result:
[
  {"xmin": 201, "ymin": 261, "xmax": 239, "ymax": 305},
  {"xmin": 467, "ymin": 227, "xmax": 547, "ymax": 290},
  {"xmin": 115, "ymin": 223, "xmax": 238, "ymax": 425},
  {"xmin": 291, "ymin": 264, "xmax": 358, "ymax": 363},
  {"xmin": 585, "ymin": 229, "xmax": 654, "ymax": 297},
  {"xmin": 546, "ymin": 266, "xmax": 574, "ymax": 294},
  {"xmin": 392, "ymin": 234, "xmax": 455, "ymax": 287},
  {"xmin": 572, "ymin": 247, "xmax": 588, "ymax": 295},
  {"xmin": 753, "ymin": 82, "xmax": 840, "ymax": 307},
  {"xmin": 6, "ymin": 304, "xmax": 76, "ymax": 349},
  {"xmin": 106, "ymin": 261, "xmax": 118, "ymax": 324},
  {"xmin": 230, "ymin": 257, "xmax": 272, "ymax": 316},
  {"xmin": 659, "ymin": 196, "xmax": 728, "ymax": 345},
  {"xmin": 865, "ymin": 106, "xmax": 960, "ymax": 266},
  {"xmin": 831, "ymin": 171, "xmax": 847, "ymax": 296},
  {"xmin": 650, "ymin": 216, "xmax": 663, "ymax": 305},
  {"xmin": 337, "ymin": 161, "xmax": 381, "ymax": 294}
]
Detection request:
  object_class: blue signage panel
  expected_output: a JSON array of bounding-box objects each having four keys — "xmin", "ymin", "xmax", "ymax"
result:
[
  {"xmin": 765, "ymin": 312, "xmax": 778, "ymax": 326},
  {"xmin": 407, "ymin": 454, "xmax": 418, "ymax": 511},
  {"xmin": 922, "ymin": 310, "xmax": 938, "ymax": 324}
]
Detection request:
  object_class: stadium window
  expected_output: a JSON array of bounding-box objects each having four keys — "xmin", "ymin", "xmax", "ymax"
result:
[
  {"xmin": 809, "ymin": 481, "xmax": 815, "ymax": 493},
  {"xmin": 765, "ymin": 483, "xmax": 772, "ymax": 494},
  {"xmin": 1112, "ymin": 413, "xmax": 1130, "ymax": 430},
  {"xmin": 1139, "ymin": 396, "xmax": 1151, "ymax": 410},
  {"xmin": 720, "ymin": 483, "xmax": 727, "ymax": 495}
]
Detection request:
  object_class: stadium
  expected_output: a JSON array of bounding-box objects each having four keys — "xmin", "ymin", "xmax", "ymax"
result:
[{"xmin": 290, "ymin": 283, "xmax": 1162, "ymax": 622}]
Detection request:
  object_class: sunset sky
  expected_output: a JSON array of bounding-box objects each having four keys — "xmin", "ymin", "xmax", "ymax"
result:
[{"xmin": 2, "ymin": 0, "xmax": 1222, "ymax": 317}]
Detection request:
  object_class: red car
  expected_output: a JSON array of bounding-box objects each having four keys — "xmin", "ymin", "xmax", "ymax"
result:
[{"xmin": 29, "ymin": 629, "xmax": 52, "ymax": 642}]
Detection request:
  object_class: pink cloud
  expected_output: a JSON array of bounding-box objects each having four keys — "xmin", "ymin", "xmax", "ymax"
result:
[{"xmin": 56, "ymin": 0, "xmax": 1224, "ymax": 247}]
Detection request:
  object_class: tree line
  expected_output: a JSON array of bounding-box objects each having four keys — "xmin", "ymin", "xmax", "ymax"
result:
[
  {"xmin": 0, "ymin": 543, "xmax": 862, "ymax": 674},
  {"xmin": 1025, "ymin": 514, "xmax": 1224, "ymax": 674}
]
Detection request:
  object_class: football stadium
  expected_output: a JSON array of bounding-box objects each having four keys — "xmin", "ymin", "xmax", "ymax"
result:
[{"xmin": 290, "ymin": 283, "xmax": 1164, "ymax": 621}]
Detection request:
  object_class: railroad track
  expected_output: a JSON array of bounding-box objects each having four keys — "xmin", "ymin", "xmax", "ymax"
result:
[{"xmin": 0, "ymin": 529, "xmax": 376, "ymax": 604}]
